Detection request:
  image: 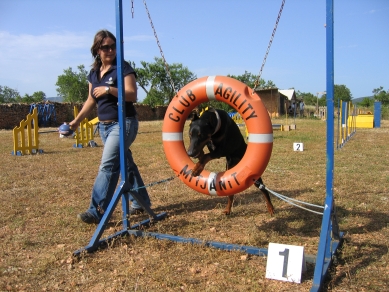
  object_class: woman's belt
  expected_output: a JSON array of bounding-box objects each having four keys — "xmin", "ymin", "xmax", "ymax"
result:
[
  {"xmin": 99, "ymin": 116, "xmax": 135, "ymax": 125},
  {"xmin": 100, "ymin": 120, "xmax": 117, "ymax": 125}
]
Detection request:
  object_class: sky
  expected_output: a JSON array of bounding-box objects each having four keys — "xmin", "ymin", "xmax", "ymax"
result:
[{"xmin": 0, "ymin": 0, "xmax": 388, "ymax": 101}]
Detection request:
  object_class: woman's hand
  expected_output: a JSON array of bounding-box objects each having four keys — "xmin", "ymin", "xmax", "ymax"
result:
[
  {"xmin": 68, "ymin": 120, "xmax": 80, "ymax": 131},
  {"xmin": 69, "ymin": 85, "xmax": 96, "ymax": 130},
  {"xmin": 93, "ymin": 86, "xmax": 108, "ymax": 98}
]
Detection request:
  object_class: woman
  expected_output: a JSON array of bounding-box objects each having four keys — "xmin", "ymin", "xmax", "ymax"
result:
[{"xmin": 70, "ymin": 30, "xmax": 151, "ymax": 224}]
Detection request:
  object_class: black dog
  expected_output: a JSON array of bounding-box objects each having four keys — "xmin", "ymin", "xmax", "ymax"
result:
[{"xmin": 187, "ymin": 108, "xmax": 275, "ymax": 215}]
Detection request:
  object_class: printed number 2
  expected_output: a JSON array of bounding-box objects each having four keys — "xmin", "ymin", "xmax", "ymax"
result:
[
  {"xmin": 296, "ymin": 144, "xmax": 300, "ymax": 151},
  {"xmin": 279, "ymin": 248, "xmax": 290, "ymax": 277}
]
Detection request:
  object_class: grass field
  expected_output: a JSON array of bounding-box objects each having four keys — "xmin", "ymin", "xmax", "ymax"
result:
[{"xmin": 1, "ymin": 118, "xmax": 388, "ymax": 291}]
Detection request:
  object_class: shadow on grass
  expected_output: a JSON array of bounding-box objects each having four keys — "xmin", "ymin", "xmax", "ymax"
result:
[{"xmin": 147, "ymin": 192, "xmax": 388, "ymax": 241}]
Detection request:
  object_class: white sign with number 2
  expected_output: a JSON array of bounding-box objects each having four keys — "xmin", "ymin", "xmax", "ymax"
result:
[{"xmin": 293, "ymin": 142, "xmax": 304, "ymax": 151}]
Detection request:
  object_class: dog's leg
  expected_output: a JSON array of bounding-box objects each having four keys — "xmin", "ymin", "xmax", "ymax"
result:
[
  {"xmin": 223, "ymin": 195, "xmax": 234, "ymax": 215},
  {"xmin": 192, "ymin": 152, "xmax": 212, "ymax": 177},
  {"xmin": 260, "ymin": 188, "xmax": 275, "ymax": 216},
  {"xmin": 254, "ymin": 178, "xmax": 275, "ymax": 216}
]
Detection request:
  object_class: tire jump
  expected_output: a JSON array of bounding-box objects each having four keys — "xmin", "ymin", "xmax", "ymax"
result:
[{"xmin": 162, "ymin": 75, "xmax": 273, "ymax": 196}]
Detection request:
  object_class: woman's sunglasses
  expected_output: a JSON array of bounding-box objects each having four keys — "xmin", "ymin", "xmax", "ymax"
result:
[{"xmin": 100, "ymin": 44, "xmax": 116, "ymax": 52}]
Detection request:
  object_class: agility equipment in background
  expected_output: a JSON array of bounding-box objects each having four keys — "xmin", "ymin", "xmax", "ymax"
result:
[
  {"xmin": 12, "ymin": 108, "xmax": 43, "ymax": 156},
  {"xmin": 72, "ymin": 106, "xmax": 96, "ymax": 148},
  {"xmin": 336, "ymin": 100, "xmax": 357, "ymax": 149},
  {"xmin": 30, "ymin": 103, "xmax": 57, "ymax": 127}
]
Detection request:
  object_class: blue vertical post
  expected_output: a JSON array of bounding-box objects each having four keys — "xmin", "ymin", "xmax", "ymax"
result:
[
  {"xmin": 311, "ymin": 0, "xmax": 341, "ymax": 290},
  {"xmin": 374, "ymin": 101, "xmax": 381, "ymax": 128},
  {"xmin": 115, "ymin": 0, "xmax": 131, "ymax": 229},
  {"xmin": 336, "ymin": 100, "xmax": 340, "ymax": 149},
  {"xmin": 116, "ymin": 0, "xmax": 127, "ymax": 182},
  {"xmin": 342, "ymin": 101, "xmax": 347, "ymax": 142}
]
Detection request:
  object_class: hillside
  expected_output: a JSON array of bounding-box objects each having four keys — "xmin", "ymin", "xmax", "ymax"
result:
[{"xmin": 351, "ymin": 95, "xmax": 374, "ymax": 104}]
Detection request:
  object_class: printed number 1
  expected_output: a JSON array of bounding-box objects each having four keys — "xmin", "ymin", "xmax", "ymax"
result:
[{"xmin": 279, "ymin": 248, "xmax": 290, "ymax": 277}]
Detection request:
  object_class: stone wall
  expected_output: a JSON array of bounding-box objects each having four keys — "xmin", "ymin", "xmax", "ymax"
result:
[{"xmin": 0, "ymin": 103, "xmax": 168, "ymax": 129}]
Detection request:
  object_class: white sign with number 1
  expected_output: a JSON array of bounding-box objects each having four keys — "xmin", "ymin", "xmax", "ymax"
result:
[{"xmin": 266, "ymin": 243, "xmax": 306, "ymax": 283}]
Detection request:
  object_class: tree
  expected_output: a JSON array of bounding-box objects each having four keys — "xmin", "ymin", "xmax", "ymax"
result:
[
  {"xmin": 358, "ymin": 97, "xmax": 373, "ymax": 108},
  {"xmin": 318, "ymin": 95, "xmax": 327, "ymax": 107},
  {"xmin": 56, "ymin": 65, "xmax": 89, "ymax": 102},
  {"xmin": 132, "ymin": 57, "xmax": 196, "ymax": 106},
  {"xmin": 321, "ymin": 84, "xmax": 352, "ymax": 108},
  {"xmin": 0, "ymin": 86, "xmax": 21, "ymax": 103},
  {"xmin": 334, "ymin": 84, "xmax": 352, "ymax": 105},
  {"xmin": 18, "ymin": 91, "xmax": 46, "ymax": 104},
  {"xmin": 31, "ymin": 91, "xmax": 46, "ymax": 103},
  {"xmin": 296, "ymin": 91, "xmax": 316, "ymax": 106},
  {"xmin": 20, "ymin": 94, "xmax": 35, "ymax": 104},
  {"xmin": 227, "ymin": 71, "xmax": 276, "ymax": 89},
  {"xmin": 373, "ymin": 86, "xmax": 389, "ymax": 105},
  {"xmin": 228, "ymin": 71, "xmax": 258, "ymax": 88}
]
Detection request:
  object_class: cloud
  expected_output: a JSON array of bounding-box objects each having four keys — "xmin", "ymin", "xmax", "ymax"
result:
[
  {"xmin": 0, "ymin": 30, "xmax": 91, "ymax": 60},
  {"xmin": 0, "ymin": 31, "xmax": 93, "ymax": 95},
  {"xmin": 0, "ymin": 30, "xmax": 154, "ymax": 96}
]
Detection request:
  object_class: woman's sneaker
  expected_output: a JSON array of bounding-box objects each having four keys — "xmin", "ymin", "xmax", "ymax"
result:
[
  {"xmin": 77, "ymin": 212, "xmax": 100, "ymax": 224},
  {"xmin": 129, "ymin": 207, "xmax": 145, "ymax": 215}
]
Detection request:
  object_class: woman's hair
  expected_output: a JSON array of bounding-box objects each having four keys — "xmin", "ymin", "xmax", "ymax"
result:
[{"xmin": 91, "ymin": 30, "xmax": 117, "ymax": 71}]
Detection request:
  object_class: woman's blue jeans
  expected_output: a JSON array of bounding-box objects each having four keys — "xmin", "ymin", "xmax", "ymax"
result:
[{"xmin": 86, "ymin": 117, "xmax": 151, "ymax": 220}]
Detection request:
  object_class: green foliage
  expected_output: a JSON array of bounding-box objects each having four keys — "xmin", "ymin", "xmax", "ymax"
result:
[
  {"xmin": 32, "ymin": 91, "xmax": 46, "ymax": 102},
  {"xmin": 318, "ymin": 95, "xmax": 327, "ymax": 107},
  {"xmin": 320, "ymin": 84, "xmax": 352, "ymax": 107},
  {"xmin": 20, "ymin": 94, "xmax": 34, "ymax": 103},
  {"xmin": 227, "ymin": 71, "xmax": 258, "ymax": 88},
  {"xmin": 227, "ymin": 71, "xmax": 276, "ymax": 89},
  {"xmin": 334, "ymin": 84, "xmax": 352, "ymax": 105},
  {"xmin": 0, "ymin": 86, "xmax": 21, "ymax": 103},
  {"xmin": 296, "ymin": 91, "xmax": 316, "ymax": 106},
  {"xmin": 0, "ymin": 86, "xmax": 45, "ymax": 104},
  {"xmin": 373, "ymin": 86, "xmax": 389, "ymax": 105},
  {"xmin": 55, "ymin": 65, "xmax": 89, "ymax": 102},
  {"xmin": 358, "ymin": 97, "xmax": 374, "ymax": 108},
  {"xmin": 20, "ymin": 91, "xmax": 46, "ymax": 103},
  {"xmin": 197, "ymin": 100, "xmax": 234, "ymax": 113},
  {"xmin": 132, "ymin": 57, "xmax": 196, "ymax": 106},
  {"xmin": 381, "ymin": 105, "xmax": 389, "ymax": 120}
]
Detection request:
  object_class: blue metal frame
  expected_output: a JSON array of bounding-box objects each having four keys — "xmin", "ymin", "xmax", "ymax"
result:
[
  {"xmin": 75, "ymin": 2, "xmax": 343, "ymax": 291},
  {"xmin": 311, "ymin": 0, "xmax": 344, "ymax": 290}
]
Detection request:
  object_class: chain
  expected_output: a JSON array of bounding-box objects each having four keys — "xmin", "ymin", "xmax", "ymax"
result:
[
  {"xmin": 253, "ymin": 0, "xmax": 286, "ymax": 90},
  {"xmin": 129, "ymin": 176, "xmax": 176, "ymax": 192},
  {"xmin": 143, "ymin": 0, "xmax": 177, "ymax": 97},
  {"xmin": 131, "ymin": 0, "xmax": 134, "ymax": 18}
]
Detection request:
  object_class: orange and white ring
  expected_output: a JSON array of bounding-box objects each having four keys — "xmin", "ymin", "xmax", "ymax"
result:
[{"xmin": 162, "ymin": 75, "xmax": 273, "ymax": 196}]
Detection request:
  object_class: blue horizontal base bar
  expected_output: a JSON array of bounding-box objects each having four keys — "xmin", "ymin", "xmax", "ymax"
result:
[{"xmin": 73, "ymin": 212, "xmax": 168, "ymax": 256}]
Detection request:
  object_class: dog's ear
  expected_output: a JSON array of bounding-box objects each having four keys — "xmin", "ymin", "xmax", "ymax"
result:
[{"xmin": 190, "ymin": 111, "xmax": 199, "ymax": 121}]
